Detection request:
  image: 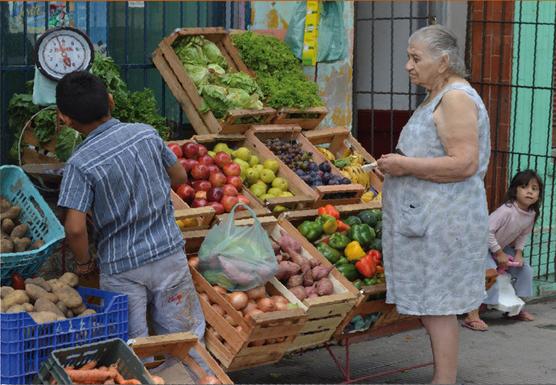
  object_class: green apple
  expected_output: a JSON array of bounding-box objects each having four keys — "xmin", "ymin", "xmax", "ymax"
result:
[
  {"xmin": 213, "ymin": 143, "xmax": 229, "ymax": 153},
  {"xmin": 245, "ymin": 168, "xmax": 260, "ymax": 185},
  {"xmin": 233, "ymin": 147, "xmax": 251, "ymax": 162},
  {"xmin": 271, "ymin": 177, "xmax": 288, "ymax": 191},
  {"xmin": 208, "ymin": 151, "xmax": 216, "ymax": 158},
  {"xmin": 250, "ymin": 184, "xmax": 267, "ymax": 197},
  {"xmin": 260, "ymin": 169, "xmax": 276, "ymax": 184},
  {"xmin": 263, "ymin": 159, "xmax": 279, "ymax": 173},
  {"xmin": 260, "ymin": 193, "xmax": 276, "ymax": 201},
  {"xmin": 249, "ymin": 155, "xmax": 260, "ymax": 166},
  {"xmin": 253, "ymin": 164, "xmax": 265, "ymax": 174},
  {"xmin": 234, "ymin": 159, "xmax": 250, "ymax": 173},
  {"xmin": 273, "ymin": 205, "xmax": 288, "ymax": 214},
  {"xmin": 268, "ymin": 187, "xmax": 283, "ymax": 196},
  {"xmin": 280, "ymin": 191, "xmax": 294, "ymax": 197}
]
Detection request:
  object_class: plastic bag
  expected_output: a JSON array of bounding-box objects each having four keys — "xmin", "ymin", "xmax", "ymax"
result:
[{"xmin": 197, "ymin": 203, "xmax": 278, "ymax": 291}]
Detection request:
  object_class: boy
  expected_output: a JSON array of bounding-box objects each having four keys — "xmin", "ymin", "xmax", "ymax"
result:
[{"xmin": 56, "ymin": 71, "xmax": 205, "ymax": 343}]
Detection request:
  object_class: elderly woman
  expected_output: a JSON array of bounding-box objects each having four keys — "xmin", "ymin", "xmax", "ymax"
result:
[{"xmin": 377, "ymin": 25, "xmax": 490, "ymax": 384}]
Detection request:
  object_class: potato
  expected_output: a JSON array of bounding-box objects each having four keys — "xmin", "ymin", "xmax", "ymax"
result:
[
  {"xmin": 1, "ymin": 238, "xmax": 14, "ymax": 253},
  {"xmin": 35, "ymin": 298, "xmax": 65, "ymax": 317},
  {"xmin": 54, "ymin": 286, "xmax": 82, "ymax": 308},
  {"xmin": 25, "ymin": 283, "xmax": 58, "ymax": 303},
  {"xmin": 1, "ymin": 286, "xmax": 14, "ymax": 298},
  {"xmin": 48, "ymin": 279, "xmax": 67, "ymax": 292},
  {"xmin": 80, "ymin": 309, "xmax": 96, "ymax": 317},
  {"xmin": 0, "ymin": 197, "xmax": 11, "ymax": 213},
  {"xmin": 10, "ymin": 223, "xmax": 28, "ymax": 239},
  {"xmin": 29, "ymin": 311, "xmax": 59, "ymax": 324},
  {"xmin": 6, "ymin": 304, "xmax": 26, "ymax": 313},
  {"xmin": 30, "ymin": 239, "xmax": 45, "ymax": 250},
  {"xmin": 1, "ymin": 290, "xmax": 29, "ymax": 311},
  {"xmin": 1, "ymin": 206, "xmax": 21, "ymax": 221},
  {"xmin": 2, "ymin": 218, "xmax": 15, "ymax": 234},
  {"xmin": 25, "ymin": 277, "xmax": 52, "ymax": 292},
  {"xmin": 22, "ymin": 303, "xmax": 34, "ymax": 312},
  {"xmin": 71, "ymin": 303, "xmax": 87, "ymax": 315},
  {"xmin": 59, "ymin": 272, "xmax": 79, "ymax": 288},
  {"xmin": 56, "ymin": 301, "xmax": 67, "ymax": 314},
  {"xmin": 13, "ymin": 237, "xmax": 32, "ymax": 252},
  {"xmin": 66, "ymin": 310, "xmax": 74, "ymax": 318}
]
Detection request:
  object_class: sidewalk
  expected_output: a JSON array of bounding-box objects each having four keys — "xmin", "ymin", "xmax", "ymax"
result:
[{"xmin": 230, "ymin": 299, "xmax": 556, "ymax": 384}]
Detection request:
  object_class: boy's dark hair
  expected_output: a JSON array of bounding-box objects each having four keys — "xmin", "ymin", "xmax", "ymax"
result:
[
  {"xmin": 503, "ymin": 169, "xmax": 544, "ymax": 222},
  {"xmin": 56, "ymin": 71, "xmax": 109, "ymax": 124}
]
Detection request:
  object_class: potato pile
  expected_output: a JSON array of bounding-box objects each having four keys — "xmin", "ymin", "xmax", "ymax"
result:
[
  {"xmin": 0, "ymin": 196, "xmax": 45, "ymax": 253},
  {"xmin": 0, "ymin": 272, "xmax": 96, "ymax": 323}
]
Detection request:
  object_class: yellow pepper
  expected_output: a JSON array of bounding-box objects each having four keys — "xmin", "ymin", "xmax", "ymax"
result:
[
  {"xmin": 361, "ymin": 191, "xmax": 376, "ymax": 203},
  {"xmin": 344, "ymin": 241, "xmax": 366, "ymax": 261}
]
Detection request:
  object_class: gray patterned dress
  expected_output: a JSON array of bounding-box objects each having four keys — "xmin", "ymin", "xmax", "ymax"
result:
[{"xmin": 382, "ymin": 82, "xmax": 491, "ymax": 316}]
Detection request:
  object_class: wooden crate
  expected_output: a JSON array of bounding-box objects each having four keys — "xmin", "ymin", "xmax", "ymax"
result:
[
  {"xmin": 280, "ymin": 202, "xmax": 418, "ymax": 340},
  {"xmin": 183, "ymin": 225, "xmax": 308, "ymax": 372},
  {"xmin": 273, "ymin": 106, "xmax": 328, "ymax": 130},
  {"xmin": 152, "ymin": 27, "xmax": 276, "ymax": 135},
  {"xmin": 303, "ymin": 127, "xmax": 383, "ymax": 195},
  {"xmin": 166, "ymin": 139, "xmax": 271, "ymax": 221},
  {"xmin": 171, "ymin": 190, "xmax": 215, "ymax": 230},
  {"xmin": 192, "ymin": 133, "xmax": 314, "ymax": 212},
  {"xmin": 245, "ymin": 125, "xmax": 365, "ymax": 207},
  {"xmin": 131, "ymin": 332, "xmax": 233, "ymax": 384}
]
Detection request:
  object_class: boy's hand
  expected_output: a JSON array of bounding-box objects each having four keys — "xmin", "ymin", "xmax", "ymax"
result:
[{"xmin": 495, "ymin": 250, "xmax": 509, "ymax": 269}]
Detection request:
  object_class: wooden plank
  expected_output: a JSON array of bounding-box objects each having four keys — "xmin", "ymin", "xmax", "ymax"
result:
[{"xmin": 273, "ymin": 107, "xmax": 328, "ymax": 130}]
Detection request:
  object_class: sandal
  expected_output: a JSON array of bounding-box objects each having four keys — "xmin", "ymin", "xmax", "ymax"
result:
[
  {"xmin": 508, "ymin": 310, "xmax": 535, "ymax": 321},
  {"xmin": 462, "ymin": 318, "xmax": 488, "ymax": 331}
]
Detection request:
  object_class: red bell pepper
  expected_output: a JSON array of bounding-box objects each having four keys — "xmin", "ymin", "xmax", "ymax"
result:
[
  {"xmin": 336, "ymin": 220, "xmax": 350, "ymax": 232},
  {"xmin": 367, "ymin": 249, "xmax": 382, "ymax": 264},
  {"xmin": 318, "ymin": 204, "xmax": 340, "ymax": 220},
  {"xmin": 355, "ymin": 254, "xmax": 376, "ymax": 278}
]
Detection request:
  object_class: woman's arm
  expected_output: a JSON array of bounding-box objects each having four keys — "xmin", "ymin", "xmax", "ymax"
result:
[{"xmin": 378, "ymin": 90, "xmax": 479, "ymax": 183}]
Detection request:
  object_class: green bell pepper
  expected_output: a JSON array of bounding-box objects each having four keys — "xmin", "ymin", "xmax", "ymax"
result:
[
  {"xmin": 352, "ymin": 279, "xmax": 363, "ymax": 290},
  {"xmin": 316, "ymin": 215, "xmax": 338, "ymax": 235},
  {"xmin": 347, "ymin": 224, "xmax": 375, "ymax": 246},
  {"xmin": 316, "ymin": 242, "xmax": 342, "ymax": 263},
  {"xmin": 363, "ymin": 277, "xmax": 379, "ymax": 286},
  {"xmin": 374, "ymin": 220, "xmax": 382, "ymax": 237},
  {"xmin": 358, "ymin": 210, "xmax": 379, "ymax": 227},
  {"xmin": 369, "ymin": 238, "xmax": 382, "ymax": 252},
  {"xmin": 336, "ymin": 263, "xmax": 359, "ymax": 281},
  {"xmin": 297, "ymin": 220, "xmax": 323, "ymax": 242},
  {"xmin": 343, "ymin": 215, "xmax": 362, "ymax": 227},
  {"xmin": 328, "ymin": 233, "xmax": 351, "ymax": 250},
  {"xmin": 334, "ymin": 257, "xmax": 349, "ymax": 266}
]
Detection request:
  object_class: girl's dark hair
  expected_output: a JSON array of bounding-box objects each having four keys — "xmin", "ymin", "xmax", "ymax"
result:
[{"xmin": 503, "ymin": 169, "xmax": 544, "ymax": 222}]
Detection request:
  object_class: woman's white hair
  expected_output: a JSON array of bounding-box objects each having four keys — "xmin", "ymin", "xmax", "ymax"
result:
[{"xmin": 409, "ymin": 24, "xmax": 467, "ymax": 78}]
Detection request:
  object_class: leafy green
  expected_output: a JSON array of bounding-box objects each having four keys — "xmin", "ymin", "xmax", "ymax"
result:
[
  {"xmin": 199, "ymin": 85, "xmax": 230, "ymax": 119},
  {"xmin": 221, "ymin": 72, "xmax": 262, "ymax": 98},
  {"xmin": 33, "ymin": 109, "xmax": 57, "ymax": 143},
  {"xmin": 55, "ymin": 126, "xmax": 84, "ymax": 161},
  {"xmin": 226, "ymin": 88, "xmax": 263, "ymax": 110},
  {"xmin": 257, "ymin": 73, "xmax": 323, "ymax": 109}
]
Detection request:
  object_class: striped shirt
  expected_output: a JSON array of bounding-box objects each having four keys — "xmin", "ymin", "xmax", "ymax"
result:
[{"xmin": 58, "ymin": 118, "xmax": 184, "ymax": 275}]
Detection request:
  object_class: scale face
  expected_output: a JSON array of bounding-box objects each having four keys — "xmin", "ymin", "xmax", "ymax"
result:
[{"xmin": 35, "ymin": 27, "xmax": 94, "ymax": 81}]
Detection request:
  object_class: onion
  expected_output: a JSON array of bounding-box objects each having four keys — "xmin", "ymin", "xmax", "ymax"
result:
[
  {"xmin": 213, "ymin": 286, "xmax": 228, "ymax": 295},
  {"xmin": 246, "ymin": 286, "xmax": 266, "ymax": 300},
  {"xmin": 224, "ymin": 314, "xmax": 238, "ymax": 327},
  {"xmin": 256, "ymin": 298, "xmax": 275, "ymax": 313},
  {"xmin": 274, "ymin": 302, "xmax": 288, "ymax": 311},
  {"xmin": 211, "ymin": 304, "xmax": 225, "ymax": 317},
  {"xmin": 271, "ymin": 295, "xmax": 288, "ymax": 305},
  {"xmin": 242, "ymin": 302, "xmax": 258, "ymax": 316},
  {"xmin": 244, "ymin": 309, "xmax": 264, "ymax": 322},
  {"xmin": 228, "ymin": 292, "xmax": 248, "ymax": 310},
  {"xmin": 198, "ymin": 375, "xmax": 221, "ymax": 384},
  {"xmin": 188, "ymin": 257, "xmax": 199, "ymax": 269}
]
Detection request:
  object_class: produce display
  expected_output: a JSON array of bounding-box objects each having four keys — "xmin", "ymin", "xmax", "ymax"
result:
[
  {"xmin": 0, "ymin": 196, "xmax": 44, "ymax": 253},
  {"xmin": 272, "ymin": 231, "xmax": 335, "ymax": 301},
  {"xmin": 231, "ymin": 32, "xmax": 324, "ymax": 110},
  {"xmin": 173, "ymin": 35, "xmax": 264, "ymax": 119},
  {"xmin": 0, "ymin": 272, "xmax": 98, "ymax": 323},
  {"xmin": 297, "ymin": 205, "xmax": 384, "ymax": 288}
]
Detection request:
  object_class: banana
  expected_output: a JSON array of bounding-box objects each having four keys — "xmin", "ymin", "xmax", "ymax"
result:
[
  {"xmin": 317, "ymin": 147, "xmax": 336, "ymax": 161},
  {"xmin": 343, "ymin": 166, "xmax": 370, "ymax": 189}
]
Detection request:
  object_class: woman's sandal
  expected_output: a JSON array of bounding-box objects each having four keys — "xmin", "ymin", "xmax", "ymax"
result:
[
  {"xmin": 507, "ymin": 310, "xmax": 535, "ymax": 321},
  {"xmin": 462, "ymin": 318, "xmax": 488, "ymax": 331}
]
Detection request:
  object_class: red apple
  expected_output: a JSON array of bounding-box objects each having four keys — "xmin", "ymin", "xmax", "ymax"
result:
[
  {"xmin": 222, "ymin": 162, "xmax": 241, "ymax": 177},
  {"xmin": 176, "ymin": 184, "xmax": 195, "ymax": 202},
  {"xmin": 191, "ymin": 164, "xmax": 210, "ymax": 180},
  {"xmin": 182, "ymin": 159, "xmax": 198, "ymax": 172},
  {"xmin": 214, "ymin": 152, "xmax": 232, "ymax": 167},
  {"xmin": 221, "ymin": 195, "xmax": 239, "ymax": 212},
  {"xmin": 207, "ymin": 187, "xmax": 224, "ymax": 202},
  {"xmin": 192, "ymin": 180, "xmax": 212, "ymax": 192},
  {"xmin": 194, "ymin": 190, "xmax": 207, "ymax": 200},
  {"xmin": 198, "ymin": 155, "xmax": 214, "ymax": 166},
  {"xmin": 209, "ymin": 172, "xmax": 227, "ymax": 188},
  {"xmin": 222, "ymin": 184, "xmax": 238, "ymax": 197},
  {"xmin": 182, "ymin": 142, "xmax": 199, "ymax": 159},
  {"xmin": 192, "ymin": 198, "xmax": 208, "ymax": 208},
  {"xmin": 207, "ymin": 202, "xmax": 225, "ymax": 215},
  {"xmin": 168, "ymin": 143, "xmax": 183, "ymax": 159},
  {"xmin": 207, "ymin": 165, "xmax": 220, "ymax": 175},
  {"xmin": 226, "ymin": 175, "xmax": 242, "ymax": 189},
  {"xmin": 237, "ymin": 194, "xmax": 251, "ymax": 206},
  {"xmin": 197, "ymin": 144, "xmax": 208, "ymax": 157}
]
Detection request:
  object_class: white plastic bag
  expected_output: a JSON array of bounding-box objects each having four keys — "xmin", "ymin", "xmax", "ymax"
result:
[{"xmin": 492, "ymin": 273, "xmax": 524, "ymax": 316}]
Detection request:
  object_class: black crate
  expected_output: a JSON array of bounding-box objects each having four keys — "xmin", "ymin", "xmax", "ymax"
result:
[{"xmin": 35, "ymin": 338, "xmax": 153, "ymax": 385}]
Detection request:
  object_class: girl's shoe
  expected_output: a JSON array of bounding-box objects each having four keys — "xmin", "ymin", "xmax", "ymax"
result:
[{"xmin": 462, "ymin": 318, "xmax": 488, "ymax": 331}]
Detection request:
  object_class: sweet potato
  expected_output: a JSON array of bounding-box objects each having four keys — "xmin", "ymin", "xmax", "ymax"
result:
[
  {"xmin": 25, "ymin": 277, "xmax": 52, "ymax": 292},
  {"xmin": 1, "ymin": 238, "xmax": 14, "ymax": 253},
  {"xmin": 287, "ymin": 274, "xmax": 303, "ymax": 288},
  {"xmin": 289, "ymin": 286, "xmax": 306, "ymax": 301},
  {"xmin": 1, "ymin": 206, "xmax": 21, "ymax": 221},
  {"xmin": 13, "ymin": 237, "xmax": 32, "ymax": 252},
  {"xmin": 35, "ymin": 298, "xmax": 65, "ymax": 317},
  {"xmin": 59, "ymin": 272, "xmax": 79, "ymax": 287},
  {"xmin": 316, "ymin": 278, "xmax": 334, "ymax": 296},
  {"xmin": 311, "ymin": 265, "xmax": 333, "ymax": 281},
  {"xmin": 275, "ymin": 261, "xmax": 301, "ymax": 280},
  {"xmin": 29, "ymin": 311, "xmax": 59, "ymax": 324},
  {"xmin": 304, "ymin": 284, "xmax": 317, "ymax": 297},
  {"xmin": 1, "ymin": 218, "xmax": 15, "ymax": 234},
  {"xmin": 303, "ymin": 269, "xmax": 314, "ymax": 287},
  {"xmin": 26, "ymin": 283, "xmax": 58, "ymax": 303},
  {"xmin": 1, "ymin": 290, "xmax": 29, "ymax": 311},
  {"xmin": 1, "ymin": 286, "xmax": 14, "ymax": 298},
  {"xmin": 10, "ymin": 223, "xmax": 28, "ymax": 238}
]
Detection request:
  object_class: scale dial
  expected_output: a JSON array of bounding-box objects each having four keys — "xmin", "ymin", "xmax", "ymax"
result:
[{"xmin": 35, "ymin": 27, "xmax": 94, "ymax": 81}]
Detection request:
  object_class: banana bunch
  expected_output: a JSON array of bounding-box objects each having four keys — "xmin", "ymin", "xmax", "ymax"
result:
[
  {"xmin": 340, "ymin": 165, "xmax": 370, "ymax": 189},
  {"xmin": 317, "ymin": 147, "xmax": 336, "ymax": 161}
]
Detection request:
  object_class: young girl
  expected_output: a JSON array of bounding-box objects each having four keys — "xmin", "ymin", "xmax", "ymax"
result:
[{"xmin": 463, "ymin": 169, "xmax": 543, "ymax": 331}]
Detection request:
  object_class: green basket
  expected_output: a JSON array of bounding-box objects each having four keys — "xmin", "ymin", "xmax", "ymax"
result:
[{"xmin": 35, "ymin": 338, "xmax": 153, "ymax": 385}]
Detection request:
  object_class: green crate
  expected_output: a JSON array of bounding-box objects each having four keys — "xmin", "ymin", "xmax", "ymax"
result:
[{"xmin": 35, "ymin": 338, "xmax": 153, "ymax": 385}]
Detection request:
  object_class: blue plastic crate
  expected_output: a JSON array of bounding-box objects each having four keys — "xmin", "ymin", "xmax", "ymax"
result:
[
  {"xmin": 0, "ymin": 165, "xmax": 65, "ymax": 284},
  {"xmin": 0, "ymin": 286, "xmax": 128, "ymax": 385}
]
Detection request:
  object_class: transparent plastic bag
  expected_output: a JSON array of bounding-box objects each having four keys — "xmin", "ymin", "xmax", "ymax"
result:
[{"xmin": 197, "ymin": 203, "xmax": 278, "ymax": 291}]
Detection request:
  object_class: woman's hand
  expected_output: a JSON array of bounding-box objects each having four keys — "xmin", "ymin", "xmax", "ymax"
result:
[{"xmin": 377, "ymin": 153, "xmax": 409, "ymax": 177}]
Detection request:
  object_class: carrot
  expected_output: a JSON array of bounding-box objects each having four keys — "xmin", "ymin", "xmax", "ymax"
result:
[
  {"xmin": 64, "ymin": 368, "xmax": 113, "ymax": 384},
  {"xmin": 80, "ymin": 360, "xmax": 97, "ymax": 370},
  {"xmin": 119, "ymin": 380, "xmax": 140, "ymax": 385}
]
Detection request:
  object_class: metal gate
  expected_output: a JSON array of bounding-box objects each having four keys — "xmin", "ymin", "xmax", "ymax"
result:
[{"xmin": 0, "ymin": 1, "xmax": 249, "ymax": 164}]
